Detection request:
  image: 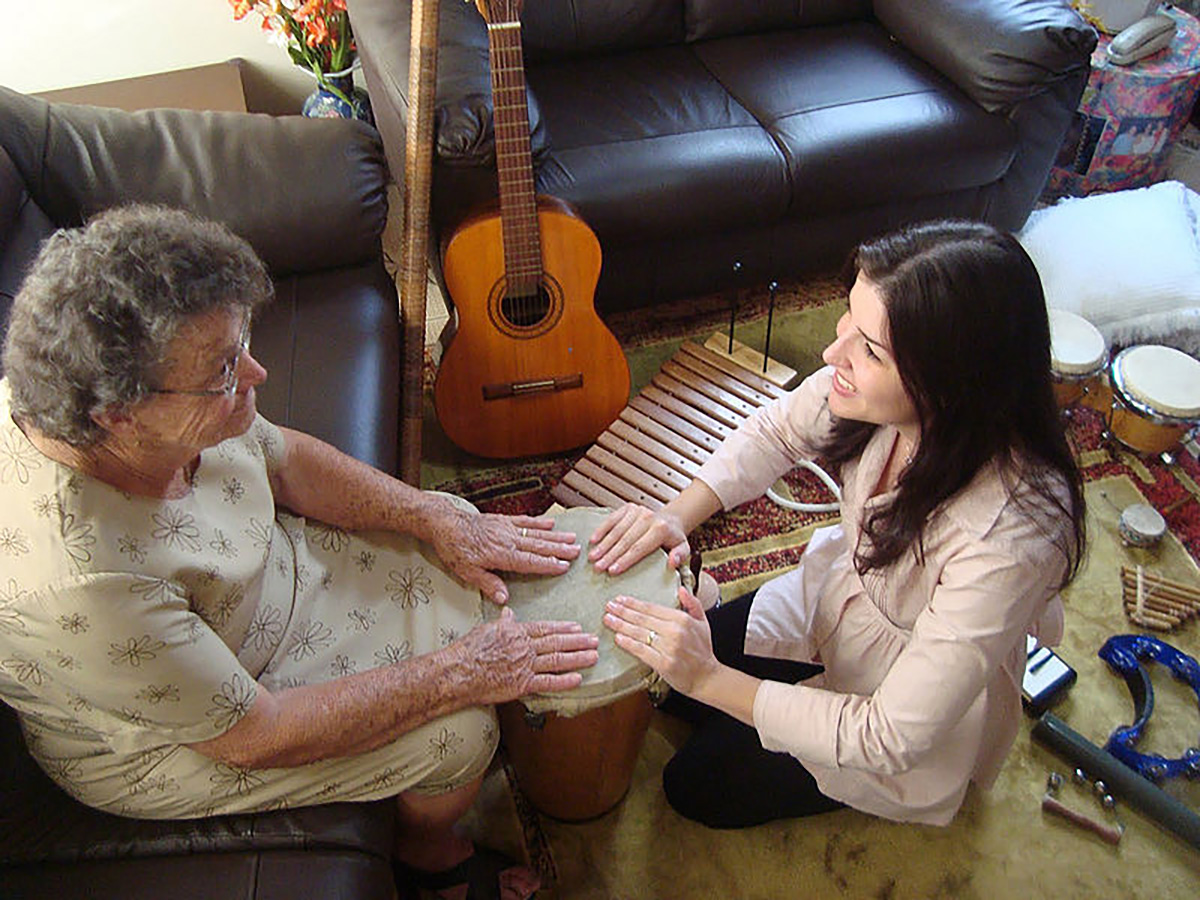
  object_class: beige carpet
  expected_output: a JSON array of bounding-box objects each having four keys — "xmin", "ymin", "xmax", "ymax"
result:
[{"xmin": 430, "ymin": 283, "xmax": 1200, "ymax": 898}]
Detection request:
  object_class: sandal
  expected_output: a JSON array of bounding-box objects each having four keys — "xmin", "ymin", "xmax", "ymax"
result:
[{"xmin": 393, "ymin": 843, "xmax": 540, "ymax": 900}]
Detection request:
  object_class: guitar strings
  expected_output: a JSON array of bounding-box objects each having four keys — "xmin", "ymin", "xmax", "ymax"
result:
[{"xmin": 490, "ymin": 17, "xmax": 542, "ymax": 325}]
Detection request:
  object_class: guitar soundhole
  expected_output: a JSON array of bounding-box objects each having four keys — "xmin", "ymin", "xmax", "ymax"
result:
[
  {"xmin": 501, "ymin": 285, "xmax": 552, "ymax": 328},
  {"xmin": 489, "ymin": 275, "xmax": 564, "ymax": 339}
]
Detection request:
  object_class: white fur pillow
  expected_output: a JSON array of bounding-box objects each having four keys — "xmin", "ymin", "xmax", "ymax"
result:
[{"xmin": 1018, "ymin": 180, "xmax": 1200, "ymax": 356}]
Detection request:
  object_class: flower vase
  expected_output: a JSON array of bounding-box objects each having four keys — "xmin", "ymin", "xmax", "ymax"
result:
[{"xmin": 302, "ymin": 73, "xmax": 373, "ymax": 124}]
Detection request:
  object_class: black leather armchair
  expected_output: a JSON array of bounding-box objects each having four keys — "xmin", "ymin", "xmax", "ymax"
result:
[
  {"xmin": 0, "ymin": 86, "xmax": 400, "ymax": 900},
  {"xmin": 348, "ymin": 0, "xmax": 1096, "ymax": 312}
]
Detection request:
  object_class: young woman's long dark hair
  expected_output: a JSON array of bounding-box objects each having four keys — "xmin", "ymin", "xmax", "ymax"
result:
[{"xmin": 821, "ymin": 220, "xmax": 1086, "ymax": 586}]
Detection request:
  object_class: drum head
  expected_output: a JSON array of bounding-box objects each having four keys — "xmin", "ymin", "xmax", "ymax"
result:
[
  {"xmin": 1114, "ymin": 345, "xmax": 1200, "ymax": 419},
  {"xmin": 1119, "ymin": 503, "xmax": 1166, "ymax": 546},
  {"xmin": 1048, "ymin": 309, "xmax": 1106, "ymax": 375},
  {"xmin": 488, "ymin": 507, "xmax": 681, "ymax": 716}
]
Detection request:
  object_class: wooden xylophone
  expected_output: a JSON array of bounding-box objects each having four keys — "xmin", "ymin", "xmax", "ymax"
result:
[{"xmin": 551, "ymin": 340, "xmax": 788, "ymax": 509}]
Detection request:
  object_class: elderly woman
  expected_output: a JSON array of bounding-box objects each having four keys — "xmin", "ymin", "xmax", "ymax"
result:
[{"xmin": 0, "ymin": 205, "xmax": 597, "ymax": 900}]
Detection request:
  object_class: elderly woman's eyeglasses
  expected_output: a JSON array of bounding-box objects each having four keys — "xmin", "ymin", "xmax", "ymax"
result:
[{"xmin": 152, "ymin": 317, "xmax": 252, "ymax": 398}]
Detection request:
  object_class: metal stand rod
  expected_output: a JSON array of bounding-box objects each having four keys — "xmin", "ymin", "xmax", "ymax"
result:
[
  {"xmin": 727, "ymin": 260, "xmax": 742, "ymax": 354},
  {"xmin": 762, "ymin": 280, "xmax": 777, "ymax": 374}
]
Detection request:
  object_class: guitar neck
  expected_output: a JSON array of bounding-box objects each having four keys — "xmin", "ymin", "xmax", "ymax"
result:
[{"xmin": 486, "ymin": 18, "xmax": 542, "ymax": 296}]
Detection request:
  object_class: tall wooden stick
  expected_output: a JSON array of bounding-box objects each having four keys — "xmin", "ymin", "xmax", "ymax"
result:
[{"xmin": 398, "ymin": 0, "xmax": 441, "ymax": 484}]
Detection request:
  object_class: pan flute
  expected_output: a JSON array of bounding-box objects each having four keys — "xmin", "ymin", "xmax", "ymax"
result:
[{"xmin": 551, "ymin": 340, "xmax": 787, "ymax": 509}]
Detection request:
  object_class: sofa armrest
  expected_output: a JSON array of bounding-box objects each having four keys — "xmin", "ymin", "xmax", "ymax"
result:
[
  {"xmin": 873, "ymin": 0, "xmax": 1096, "ymax": 113},
  {"xmin": 348, "ymin": 0, "xmax": 546, "ymax": 172},
  {"xmin": 0, "ymin": 147, "xmax": 24, "ymax": 246},
  {"xmin": 0, "ymin": 86, "xmax": 388, "ymax": 277}
]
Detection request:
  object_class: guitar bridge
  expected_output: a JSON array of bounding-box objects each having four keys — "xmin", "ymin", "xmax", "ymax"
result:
[{"xmin": 482, "ymin": 373, "xmax": 584, "ymax": 400}]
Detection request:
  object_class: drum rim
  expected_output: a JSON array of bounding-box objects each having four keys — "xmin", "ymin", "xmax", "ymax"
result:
[
  {"xmin": 1110, "ymin": 351, "xmax": 1200, "ymax": 425},
  {"xmin": 520, "ymin": 668, "xmax": 659, "ymax": 716}
]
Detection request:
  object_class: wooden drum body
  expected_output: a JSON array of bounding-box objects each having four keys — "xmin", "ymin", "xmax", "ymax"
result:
[
  {"xmin": 1108, "ymin": 345, "xmax": 1200, "ymax": 456},
  {"xmin": 1049, "ymin": 309, "xmax": 1108, "ymax": 409},
  {"xmin": 497, "ymin": 690, "xmax": 653, "ymax": 822},
  {"xmin": 490, "ymin": 507, "xmax": 681, "ymax": 821}
]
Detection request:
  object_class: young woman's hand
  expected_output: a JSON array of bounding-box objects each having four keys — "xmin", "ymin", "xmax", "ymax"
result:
[
  {"xmin": 588, "ymin": 502, "xmax": 690, "ymax": 575},
  {"xmin": 602, "ymin": 587, "xmax": 719, "ymax": 697}
]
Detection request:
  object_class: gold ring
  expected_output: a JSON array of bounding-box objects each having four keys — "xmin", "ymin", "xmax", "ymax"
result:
[
  {"xmin": 520, "ymin": 527, "xmax": 527, "ymax": 538},
  {"xmin": 647, "ymin": 629, "xmax": 658, "ymax": 647}
]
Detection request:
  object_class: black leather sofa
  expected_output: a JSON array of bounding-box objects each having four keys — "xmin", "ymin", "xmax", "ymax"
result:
[
  {"xmin": 348, "ymin": 0, "xmax": 1097, "ymax": 312},
  {"xmin": 0, "ymin": 86, "xmax": 399, "ymax": 900}
]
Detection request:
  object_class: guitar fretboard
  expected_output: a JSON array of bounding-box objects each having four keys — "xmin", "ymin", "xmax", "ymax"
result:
[{"xmin": 487, "ymin": 19, "xmax": 542, "ymax": 296}]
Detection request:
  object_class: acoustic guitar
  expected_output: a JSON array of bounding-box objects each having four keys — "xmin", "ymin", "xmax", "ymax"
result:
[{"xmin": 433, "ymin": 0, "xmax": 630, "ymax": 459}]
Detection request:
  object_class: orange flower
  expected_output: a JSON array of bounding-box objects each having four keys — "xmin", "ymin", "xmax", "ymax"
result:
[
  {"xmin": 294, "ymin": 0, "xmax": 322, "ymax": 21},
  {"xmin": 229, "ymin": 0, "xmax": 355, "ymax": 79},
  {"xmin": 304, "ymin": 16, "xmax": 329, "ymax": 48},
  {"xmin": 229, "ymin": 0, "xmax": 257, "ymax": 21}
]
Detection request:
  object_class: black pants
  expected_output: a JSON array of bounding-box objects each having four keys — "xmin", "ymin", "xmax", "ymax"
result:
[{"xmin": 658, "ymin": 593, "xmax": 844, "ymax": 828}]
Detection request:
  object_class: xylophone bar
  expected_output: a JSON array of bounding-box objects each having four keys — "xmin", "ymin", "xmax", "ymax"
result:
[{"xmin": 551, "ymin": 341, "xmax": 788, "ymax": 509}]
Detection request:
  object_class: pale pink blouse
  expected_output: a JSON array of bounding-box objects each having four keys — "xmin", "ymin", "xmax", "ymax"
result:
[{"xmin": 694, "ymin": 367, "xmax": 1068, "ymax": 825}]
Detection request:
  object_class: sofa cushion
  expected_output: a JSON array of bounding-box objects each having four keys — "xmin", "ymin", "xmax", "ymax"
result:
[
  {"xmin": 522, "ymin": 0, "xmax": 684, "ymax": 61},
  {"xmin": 874, "ymin": 0, "xmax": 1098, "ymax": 114},
  {"xmin": 3, "ymin": 851, "xmax": 396, "ymax": 900},
  {"xmin": 0, "ymin": 87, "xmax": 388, "ymax": 278},
  {"xmin": 528, "ymin": 45, "xmax": 790, "ymax": 241},
  {"xmin": 683, "ymin": 0, "xmax": 870, "ymax": 42},
  {"xmin": 695, "ymin": 23, "xmax": 1016, "ymax": 215},
  {"xmin": 0, "ymin": 147, "xmax": 55, "ymax": 322},
  {"xmin": 253, "ymin": 261, "xmax": 400, "ymax": 472},
  {"xmin": 426, "ymin": 0, "xmax": 550, "ymax": 168},
  {"xmin": 0, "ymin": 704, "xmax": 395, "ymax": 867}
]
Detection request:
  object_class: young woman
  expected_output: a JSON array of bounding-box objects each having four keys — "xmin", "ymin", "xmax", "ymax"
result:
[{"xmin": 593, "ymin": 220, "xmax": 1086, "ymax": 828}]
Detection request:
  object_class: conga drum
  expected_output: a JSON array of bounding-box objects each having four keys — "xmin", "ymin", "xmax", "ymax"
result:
[
  {"xmin": 491, "ymin": 506, "xmax": 684, "ymax": 821},
  {"xmin": 1048, "ymin": 309, "xmax": 1108, "ymax": 408},
  {"xmin": 1108, "ymin": 345, "xmax": 1200, "ymax": 457}
]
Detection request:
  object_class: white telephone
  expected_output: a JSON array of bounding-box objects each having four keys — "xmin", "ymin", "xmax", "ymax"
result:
[{"xmin": 1107, "ymin": 13, "xmax": 1177, "ymax": 65}]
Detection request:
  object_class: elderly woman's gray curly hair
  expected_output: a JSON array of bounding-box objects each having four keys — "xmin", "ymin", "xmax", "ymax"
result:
[{"xmin": 3, "ymin": 205, "xmax": 273, "ymax": 447}]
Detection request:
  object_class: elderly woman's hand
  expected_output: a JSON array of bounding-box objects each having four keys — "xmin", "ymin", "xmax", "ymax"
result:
[
  {"xmin": 588, "ymin": 502, "xmax": 690, "ymax": 576},
  {"xmin": 457, "ymin": 608, "xmax": 600, "ymax": 702},
  {"xmin": 427, "ymin": 502, "xmax": 580, "ymax": 605}
]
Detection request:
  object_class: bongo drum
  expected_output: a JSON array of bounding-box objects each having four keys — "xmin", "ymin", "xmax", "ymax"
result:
[
  {"xmin": 491, "ymin": 506, "xmax": 684, "ymax": 821},
  {"xmin": 1048, "ymin": 309, "xmax": 1108, "ymax": 408},
  {"xmin": 1108, "ymin": 345, "xmax": 1200, "ymax": 457}
]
